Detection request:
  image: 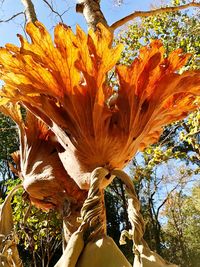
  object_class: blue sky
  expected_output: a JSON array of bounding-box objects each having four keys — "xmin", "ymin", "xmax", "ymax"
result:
[{"xmin": 0, "ymin": 0, "xmax": 162, "ymax": 45}]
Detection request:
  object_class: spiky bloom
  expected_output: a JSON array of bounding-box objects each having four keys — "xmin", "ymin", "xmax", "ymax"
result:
[{"xmin": 0, "ymin": 22, "xmax": 199, "ymax": 189}]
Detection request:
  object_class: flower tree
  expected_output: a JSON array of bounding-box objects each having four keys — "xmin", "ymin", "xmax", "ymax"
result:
[{"xmin": 0, "ymin": 0, "xmax": 200, "ymax": 266}]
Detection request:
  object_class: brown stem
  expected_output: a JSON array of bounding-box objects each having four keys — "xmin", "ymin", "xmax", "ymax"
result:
[
  {"xmin": 79, "ymin": 167, "xmax": 109, "ymax": 241},
  {"xmin": 21, "ymin": 0, "xmax": 37, "ymax": 23},
  {"xmin": 110, "ymin": 2, "xmax": 200, "ymax": 31},
  {"xmin": 76, "ymin": 0, "xmax": 108, "ymax": 30}
]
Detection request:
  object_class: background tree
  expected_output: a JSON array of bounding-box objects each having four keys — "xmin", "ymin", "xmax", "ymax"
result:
[
  {"xmin": 163, "ymin": 183, "xmax": 200, "ymax": 266},
  {"xmin": 0, "ymin": 113, "xmax": 18, "ymax": 197},
  {"xmin": 4, "ymin": 178, "xmax": 63, "ymax": 267}
]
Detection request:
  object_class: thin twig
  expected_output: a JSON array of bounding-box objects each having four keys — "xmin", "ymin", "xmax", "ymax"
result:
[
  {"xmin": 0, "ymin": 12, "xmax": 24, "ymax": 23},
  {"xmin": 42, "ymin": 0, "xmax": 70, "ymax": 23},
  {"xmin": 110, "ymin": 2, "xmax": 200, "ymax": 31},
  {"xmin": 159, "ymin": 125, "xmax": 180, "ymax": 146}
]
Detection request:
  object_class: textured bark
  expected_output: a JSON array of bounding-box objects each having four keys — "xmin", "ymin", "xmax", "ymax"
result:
[
  {"xmin": 21, "ymin": 0, "xmax": 37, "ymax": 23},
  {"xmin": 76, "ymin": 0, "xmax": 108, "ymax": 30}
]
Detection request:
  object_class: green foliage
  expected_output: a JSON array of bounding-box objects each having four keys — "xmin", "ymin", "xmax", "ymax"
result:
[
  {"xmin": 179, "ymin": 110, "xmax": 200, "ymax": 168},
  {"xmin": 3, "ymin": 178, "xmax": 63, "ymax": 267},
  {"xmin": 0, "ymin": 113, "xmax": 19, "ymax": 200},
  {"xmin": 116, "ymin": 2, "xmax": 200, "ymax": 70},
  {"xmin": 0, "ymin": 112, "xmax": 18, "ymax": 161},
  {"xmin": 163, "ymin": 184, "xmax": 200, "ymax": 266}
]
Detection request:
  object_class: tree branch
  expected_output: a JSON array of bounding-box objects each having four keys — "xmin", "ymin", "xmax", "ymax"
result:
[
  {"xmin": 21, "ymin": 0, "xmax": 37, "ymax": 23},
  {"xmin": 76, "ymin": 0, "xmax": 108, "ymax": 30},
  {"xmin": 41, "ymin": 0, "xmax": 70, "ymax": 23},
  {"xmin": 0, "ymin": 11, "xmax": 24, "ymax": 23},
  {"xmin": 119, "ymin": 179, "xmax": 131, "ymax": 229},
  {"xmin": 156, "ymin": 175, "xmax": 187, "ymax": 219},
  {"xmin": 110, "ymin": 2, "xmax": 200, "ymax": 31}
]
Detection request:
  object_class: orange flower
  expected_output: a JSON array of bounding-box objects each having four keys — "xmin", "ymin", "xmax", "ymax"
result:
[
  {"xmin": 0, "ymin": 103, "xmax": 86, "ymax": 210},
  {"xmin": 0, "ymin": 22, "xmax": 199, "ymax": 189}
]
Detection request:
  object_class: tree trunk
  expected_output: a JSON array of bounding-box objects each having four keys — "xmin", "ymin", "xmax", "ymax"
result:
[
  {"xmin": 76, "ymin": 0, "xmax": 108, "ymax": 30},
  {"xmin": 21, "ymin": 0, "xmax": 37, "ymax": 22},
  {"xmin": 119, "ymin": 179, "xmax": 131, "ymax": 230}
]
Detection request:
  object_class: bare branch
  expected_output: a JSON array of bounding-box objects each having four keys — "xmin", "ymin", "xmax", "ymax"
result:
[
  {"xmin": 159, "ymin": 125, "xmax": 180, "ymax": 146},
  {"xmin": 156, "ymin": 173, "xmax": 189, "ymax": 218},
  {"xmin": 0, "ymin": 11, "xmax": 24, "ymax": 23},
  {"xmin": 41, "ymin": 0, "xmax": 69, "ymax": 23},
  {"xmin": 21, "ymin": 0, "xmax": 37, "ymax": 23},
  {"xmin": 110, "ymin": 2, "xmax": 200, "ymax": 31}
]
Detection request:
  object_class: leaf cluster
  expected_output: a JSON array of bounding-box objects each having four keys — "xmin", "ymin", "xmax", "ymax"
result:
[{"xmin": 3, "ymin": 178, "xmax": 63, "ymax": 267}]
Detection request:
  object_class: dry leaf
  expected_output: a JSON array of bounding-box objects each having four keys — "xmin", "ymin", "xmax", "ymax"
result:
[
  {"xmin": 0, "ymin": 185, "xmax": 23, "ymax": 267},
  {"xmin": 0, "ymin": 23, "xmax": 199, "ymax": 188}
]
